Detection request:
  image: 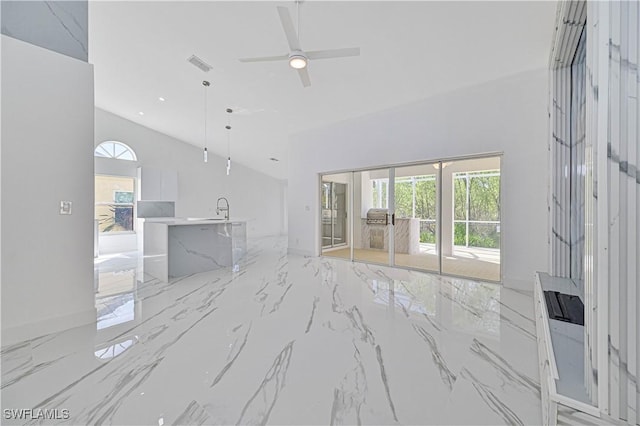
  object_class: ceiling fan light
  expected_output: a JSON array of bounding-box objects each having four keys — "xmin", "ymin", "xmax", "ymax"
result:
[{"xmin": 289, "ymin": 54, "xmax": 307, "ymax": 69}]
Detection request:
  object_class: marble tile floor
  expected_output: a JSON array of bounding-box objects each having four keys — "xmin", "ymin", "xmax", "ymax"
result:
[
  {"xmin": 324, "ymin": 247, "xmax": 501, "ymax": 282},
  {"xmin": 1, "ymin": 236, "xmax": 541, "ymax": 425}
]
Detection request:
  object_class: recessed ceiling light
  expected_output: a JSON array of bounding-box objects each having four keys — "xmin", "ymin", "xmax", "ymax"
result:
[
  {"xmin": 269, "ymin": 157, "xmax": 279, "ymax": 162},
  {"xmin": 138, "ymin": 111, "xmax": 145, "ymax": 116},
  {"xmin": 158, "ymin": 97, "xmax": 165, "ymax": 102}
]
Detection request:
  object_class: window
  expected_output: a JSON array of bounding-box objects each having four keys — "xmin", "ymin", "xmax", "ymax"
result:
[
  {"xmin": 95, "ymin": 175, "xmax": 135, "ymax": 233},
  {"xmin": 453, "ymin": 170, "xmax": 500, "ymax": 249},
  {"xmin": 372, "ymin": 179, "xmax": 388, "ymax": 208},
  {"xmin": 94, "ymin": 141, "xmax": 137, "ymax": 161},
  {"xmin": 324, "ymin": 156, "xmax": 501, "ymax": 281},
  {"xmin": 372, "ymin": 175, "xmax": 439, "ymax": 243},
  {"xmin": 394, "ymin": 175, "xmax": 438, "ymax": 243}
]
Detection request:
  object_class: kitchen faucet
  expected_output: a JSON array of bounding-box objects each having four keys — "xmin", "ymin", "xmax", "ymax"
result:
[{"xmin": 216, "ymin": 197, "xmax": 230, "ymax": 220}]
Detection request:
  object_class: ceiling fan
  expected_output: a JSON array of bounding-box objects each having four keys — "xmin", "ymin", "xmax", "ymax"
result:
[{"xmin": 239, "ymin": 3, "xmax": 360, "ymax": 88}]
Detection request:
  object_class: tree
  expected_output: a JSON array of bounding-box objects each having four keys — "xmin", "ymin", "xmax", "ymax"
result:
[{"xmin": 453, "ymin": 171, "xmax": 500, "ymax": 248}]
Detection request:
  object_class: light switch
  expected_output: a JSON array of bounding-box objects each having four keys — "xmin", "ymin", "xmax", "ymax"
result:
[{"xmin": 60, "ymin": 201, "xmax": 72, "ymax": 215}]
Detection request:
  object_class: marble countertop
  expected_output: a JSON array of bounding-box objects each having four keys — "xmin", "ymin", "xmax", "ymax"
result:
[
  {"xmin": 536, "ymin": 272, "xmax": 583, "ymax": 300},
  {"xmin": 143, "ymin": 217, "xmax": 247, "ymax": 226}
]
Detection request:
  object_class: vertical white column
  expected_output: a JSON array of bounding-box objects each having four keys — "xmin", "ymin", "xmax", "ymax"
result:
[
  {"xmin": 608, "ymin": 2, "xmax": 622, "ymax": 416},
  {"xmin": 624, "ymin": 4, "xmax": 639, "ymax": 422},
  {"xmin": 595, "ymin": 0, "xmax": 611, "ymax": 413},
  {"xmin": 388, "ymin": 168, "xmax": 395, "ymax": 266},
  {"xmin": 349, "ymin": 172, "xmax": 354, "ymax": 260},
  {"xmin": 584, "ymin": 0, "xmax": 599, "ymax": 402},
  {"xmin": 551, "ymin": 66, "xmax": 573, "ymax": 278},
  {"xmin": 353, "ymin": 172, "xmax": 362, "ymax": 251}
]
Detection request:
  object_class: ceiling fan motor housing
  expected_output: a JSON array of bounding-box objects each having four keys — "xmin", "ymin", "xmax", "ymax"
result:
[{"xmin": 288, "ymin": 51, "xmax": 308, "ymax": 69}]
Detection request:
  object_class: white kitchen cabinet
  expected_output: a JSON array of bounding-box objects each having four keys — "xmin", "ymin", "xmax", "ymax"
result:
[{"xmin": 137, "ymin": 167, "xmax": 178, "ymax": 201}]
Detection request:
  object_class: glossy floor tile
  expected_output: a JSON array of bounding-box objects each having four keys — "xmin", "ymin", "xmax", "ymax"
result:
[
  {"xmin": 1, "ymin": 237, "xmax": 540, "ymax": 425},
  {"xmin": 323, "ymin": 245, "xmax": 501, "ymax": 282}
]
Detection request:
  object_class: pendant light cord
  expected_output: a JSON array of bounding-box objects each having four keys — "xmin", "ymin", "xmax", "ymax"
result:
[
  {"xmin": 225, "ymin": 108, "xmax": 232, "ymax": 175},
  {"xmin": 204, "ymin": 84, "xmax": 207, "ymax": 150},
  {"xmin": 202, "ymin": 81, "xmax": 210, "ymax": 163},
  {"xmin": 226, "ymin": 110, "xmax": 231, "ymax": 157}
]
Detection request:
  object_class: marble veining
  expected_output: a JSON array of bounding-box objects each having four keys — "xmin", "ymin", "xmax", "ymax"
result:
[
  {"xmin": 172, "ymin": 400, "xmax": 211, "ymax": 425},
  {"xmin": 211, "ymin": 323, "xmax": 251, "ymax": 388},
  {"xmin": 236, "ymin": 340, "xmax": 296, "ymax": 425},
  {"xmin": 305, "ymin": 297, "xmax": 320, "ymax": 334},
  {"xmin": 329, "ymin": 343, "xmax": 367, "ymax": 425},
  {"xmin": 412, "ymin": 324, "xmax": 457, "ymax": 390},
  {"xmin": 1, "ymin": 236, "xmax": 542, "ymax": 425},
  {"xmin": 459, "ymin": 368, "xmax": 524, "ymax": 426},
  {"xmin": 43, "ymin": 1, "xmax": 88, "ymax": 56},
  {"xmin": 1, "ymin": 0, "xmax": 88, "ymax": 61}
]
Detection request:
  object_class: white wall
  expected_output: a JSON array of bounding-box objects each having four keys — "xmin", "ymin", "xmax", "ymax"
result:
[
  {"xmin": 288, "ymin": 69, "xmax": 549, "ymax": 291},
  {"xmin": 1, "ymin": 35, "xmax": 96, "ymax": 343},
  {"xmin": 95, "ymin": 109, "xmax": 286, "ymax": 239}
]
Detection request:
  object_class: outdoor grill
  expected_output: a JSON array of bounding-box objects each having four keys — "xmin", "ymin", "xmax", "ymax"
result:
[{"xmin": 366, "ymin": 208, "xmax": 389, "ymax": 225}]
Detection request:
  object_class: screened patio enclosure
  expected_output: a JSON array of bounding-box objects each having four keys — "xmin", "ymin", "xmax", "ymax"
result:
[{"xmin": 321, "ymin": 156, "xmax": 501, "ymax": 282}]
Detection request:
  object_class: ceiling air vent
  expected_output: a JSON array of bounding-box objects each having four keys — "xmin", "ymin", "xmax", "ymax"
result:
[{"xmin": 187, "ymin": 55, "xmax": 212, "ymax": 73}]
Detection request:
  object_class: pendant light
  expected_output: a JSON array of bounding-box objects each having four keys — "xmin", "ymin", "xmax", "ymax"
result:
[
  {"xmin": 202, "ymin": 80, "xmax": 210, "ymax": 162},
  {"xmin": 225, "ymin": 108, "xmax": 233, "ymax": 175}
]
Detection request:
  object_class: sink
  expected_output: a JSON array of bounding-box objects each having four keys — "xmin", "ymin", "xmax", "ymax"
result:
[{"xmin": 185, "ymin": 217, "xmax": 225, "ymax": 221}]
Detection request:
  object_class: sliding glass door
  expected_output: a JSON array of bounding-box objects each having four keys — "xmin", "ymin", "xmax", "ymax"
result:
[
  {"xmin": 392, "ymin": 163, "xmax": 440, "ymax": 273},
  {"xmin": 441, "ymin": 157, "xmax": 501, "ymax": 281},
  {"xmin": 321, "ymin": 174, "xmax": 350, "ymax": 259},
  {"xmin": 320, "ymin": 155, "xmax": 501, "ymax": 282},
  {"xmin": 353, "ymin": 168, "xmax": 392, "ymax": 265}
]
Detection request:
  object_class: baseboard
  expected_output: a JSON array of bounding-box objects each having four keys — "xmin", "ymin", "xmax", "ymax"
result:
[{"xmin": 1, "ymin": 307, "xmax": 97, "ymax": 347}]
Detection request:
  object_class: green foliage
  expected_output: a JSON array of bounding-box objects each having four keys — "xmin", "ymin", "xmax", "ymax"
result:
[
  {"xmin": 454, "ymin": 222, "xmax": 500, "ymax": 248},
  {"xmin": 382, "ymin": 171, "xmax": 501, "ymax": 249},
  {"xmin": 419, "ymin": 221, "xmax": 437, "ymax": 243},
  {"xmin": 394, "ymin": 176, "xmax": 437, "ymax": 220},
  {"xmin": 454, "ymin": 223, "xmax": 466, "ymax": 245},
  {"xmin": 395, "ymin": 181, "xmax": 413, "ymax": 218},
  {"xmin": 420, "ymin": 232, "xmax": 436, "ymax": 243},
  {"xmin": 468, "ymin": 233, "xmax": 500, "ymax": 248},
  {"xmin": 468, "ymin": 176, "xmax": 500, "ymax": 221},
  {"xmin": 468, "ymin": 224, "xmax": 500, "ymax": 248},
  {"xmin": 454, "ymin": 178, "xmax": 467, "ymax": 220},
  {"xmin": 453, "ymin": 172, "xmax": 500, "ymax": 248},
  {"xmin": 454, "ymin": 173, "xmax": 500, "ymax": 221},
  {"xmin": 415, "ymin": 179, "xmax": 437, "ymax": 219}
]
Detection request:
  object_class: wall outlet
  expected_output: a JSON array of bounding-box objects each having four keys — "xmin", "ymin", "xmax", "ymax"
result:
[{"xmin": 59, "ymin": 201, "xmax": 72, "ymax": 215}]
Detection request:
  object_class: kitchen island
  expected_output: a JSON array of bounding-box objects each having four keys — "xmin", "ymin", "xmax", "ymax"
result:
[{"xmin": 143, "ymin": 218, "xmax": 247, "ymax": 282}]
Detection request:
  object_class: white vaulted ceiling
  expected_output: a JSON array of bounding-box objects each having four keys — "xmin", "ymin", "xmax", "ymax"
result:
[{"xmin": 89, "ymin": 1, "xmax": 557, "ymax": 180}]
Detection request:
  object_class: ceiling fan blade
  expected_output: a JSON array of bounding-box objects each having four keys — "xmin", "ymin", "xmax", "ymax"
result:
[
  {"xmin": 297, "ymin": 67, "xmax": 311, "ymax": 88},
  {"xmin": 277, "ymin": 6, "xmax": 301, "ymax": 52},
  {"xmin": 239, "ymin": 54, "xmax": 289, "ymax": 63},
  {"xmin": 306, "ymin": 47, "xmax": 361, "ymax": 60}
]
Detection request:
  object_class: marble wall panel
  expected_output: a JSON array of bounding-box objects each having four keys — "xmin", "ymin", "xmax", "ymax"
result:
[{"xmin": 1, "ymin": 1, "xmax": 88, "ymax": 61}]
